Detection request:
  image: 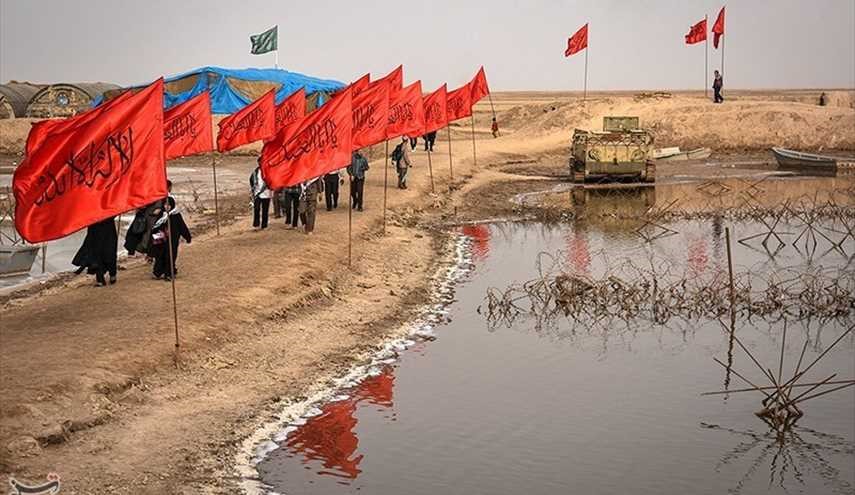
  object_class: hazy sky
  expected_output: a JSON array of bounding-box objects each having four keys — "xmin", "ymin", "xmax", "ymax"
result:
[{"xmin": 1, "ymin": 0, "xmax": 853, "ymax": 91}]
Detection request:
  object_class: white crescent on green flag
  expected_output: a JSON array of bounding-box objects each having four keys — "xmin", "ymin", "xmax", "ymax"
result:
[{"xmin": 250, "ymin": 26, "xmax": 278, "ymax": 55}]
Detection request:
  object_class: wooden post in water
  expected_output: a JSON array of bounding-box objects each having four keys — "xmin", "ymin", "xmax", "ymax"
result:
[
  {"xmin": 383, "ymin": 140, "xmax": 389, "ymax": 235},
  {"xmin": 211, "ymin": 155, "xmax": 221, "ymax": 236}
]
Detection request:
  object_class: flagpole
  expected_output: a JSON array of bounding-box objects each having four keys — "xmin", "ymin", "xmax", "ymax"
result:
[
  {"xmin": 383, "ymin": 140, "xmax": 389, "ymax": 235},
  {"xmin": 721, "ymin": 34, "xmax": 725, "ymax": 79},
  {"xmin": 583, "ymin": 47, "xmax": 589, "ymax": 101},
  {"xmin": 470, "ymin": 115, "xmax": 477, "ymax": 168},
  {"xmin": 166, "ymin": 213, "xmax": 181, "ymax": 365},
  {"xmin": 447, "ymin": 126, "xmax": 454, "ymax": 186},
  {"xmin": 274, "ymin": 49, "xmax": 279, "ymax": 69},
  {"xmin": 705, "ymin": 15, "xmax": 709, "ymax": 99},
  {"xmin": 211, "ymin": 155, "xmax": 221, "ymax": 236},
  {"xmin": 427, "ymin": 147, "xmax": 436, "ymax": 193},
  {"xmin": 348, "ymin": 176, "xmax": 353, "ymax": 267}
]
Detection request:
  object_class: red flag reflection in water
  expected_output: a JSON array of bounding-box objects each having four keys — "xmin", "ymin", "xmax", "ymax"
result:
[
  {"xmin": 461, "ymin": 224, "xmax": 491, "ymax": 261},
  {"xmin": 566, "ymin": 229, "xmax": 591, "ymax": 275},
  {"xmin": 687, "ymin": 236, "xmax": 709, "ymax": 277},
  {"xmin": 284, "ymin": 367, "xmax": 395, "ymax": 480}
]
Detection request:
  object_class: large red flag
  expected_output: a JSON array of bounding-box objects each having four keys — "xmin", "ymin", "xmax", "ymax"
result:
[
  {"xmin": 446, "ymin": 83, "xmax": 472, "ymax": 122},
  {"xmin": 216, "ymin": 89, "xmax": 275, "ymax": 152},
  {"xmin": 370, "ymin": 65, "xmax": 403, "ymax": 92},
  {"xmin": 351, "ymin": 73, "xmax": 370, "ymax": 96},
  {"xmin": 386, "ymin": 81, "xmax": 426, "ymax": 139},
  {"xmin": 13, "ymin": 79, "xmax": 167, "ymax": 243},
  {"xmin": 685, "ymin": 19, "xmax": 707, "ymax": 44},
  {"xmin": 423, "ymin": 84, "xmax": 448, "ymax": 134},
  {"xmin": 565, "ymin": 24, "xmax": 588, "ymax": 57},
  {"xmin": 469, "ymin": 66, "xmax": 490, "ymax": 104},
  {"xmin": 712, "ymin": 7, "xmax": 725, "ymax": 49},
  {"xmin": 351, "ymin": 79, "xmax": 391, "ymax": 150},
  {"xmin": 163, "ymin": 91, "xmax": 213, "ymax": 160},
  {"xmin": 274, "ymin": 88, "xmax": 307, "ymax": 133},
  {"xmin": 260, "ymin": 88, "xmax": 352, "ymax": 189}
]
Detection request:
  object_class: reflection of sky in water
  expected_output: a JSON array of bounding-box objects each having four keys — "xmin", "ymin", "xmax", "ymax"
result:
[{"xmin": 258, "ymin": 219, "xmax": 853, "ymax": 495}]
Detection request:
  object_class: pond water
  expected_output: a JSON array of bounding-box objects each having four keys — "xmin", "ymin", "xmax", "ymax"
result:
[{"xmin": 257, "ymin": 217, "xmax": 855, "ymax": 495}]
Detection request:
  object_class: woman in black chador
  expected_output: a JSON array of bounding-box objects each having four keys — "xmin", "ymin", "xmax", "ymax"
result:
[
  {"xmin": 150, "ymin": 195, "xmax": 192, "ymax": 281},
  {"xmin": 72, "ymin": 216, "xmax": 118, "ymax": 286}
]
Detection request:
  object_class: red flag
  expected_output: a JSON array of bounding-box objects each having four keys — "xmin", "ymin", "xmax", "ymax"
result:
[
  {"xmin": 469, "ymin": 66, "xmax": 490, "ymax": 104},
  {"xmin": 163, "ymin": 91, "xmax": 213, "ymax": 160},
  {"xmin": 13, "ymin": 79, "xmax": 167, "ymax": 243},
  {"xmin": 351, "ymin": 79, "xmax": 391, "ymax": 150},
  {"xmin": 712, "ymin": 7, "xmax": 725, "ymax": 49},
  {"xmin": 351, "ymin": 73, "xmax": 370, "ymax": 96},
  {"xmin": 274, "ymin": 88, "xmax": 307, "ymax": 133},
  {"xmin": 565, "ymin": 24, "xmax": 588, "ymax": 57},
  {"xmin": 685, "ymin": 19, "xmax": 707, "ymax": 44},
  {"xmin": 216, "ymin": 89, "xmax": 275, "ymax": 152},
  {"xmin": 370, "ymin": 65, "xmax": 403, "ymax": 92},
  {"xmin": 260, "ymin": 87, "xmax": 352, "ymax": 189},
  {"xmin": 446, "ymin": 83, "xmax": 472, "ymax": 122},
  {"xmin": 423, "ymin": 84, "xmax": 448, "ymax": 134},
  {"xmin": 386, "ymin": 81, "xmax": 426, "ymax": 139}
]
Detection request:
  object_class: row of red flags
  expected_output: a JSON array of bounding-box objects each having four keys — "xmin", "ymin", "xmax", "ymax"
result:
[
  {"xmin": 563, "ymin": 6, "xmax": 725, "ymax": 57},
  {"xmin": 13, "ymin": 66, "xmax": 491, "ymax": 243},
  {"xmin": 685, "ymin": 7, "xmax": 726, "ymax": 47}
]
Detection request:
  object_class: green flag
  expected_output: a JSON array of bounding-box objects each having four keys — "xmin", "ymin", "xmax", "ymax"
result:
[{"xmin": 250, "ymin": 26, "xmax": 278, "ymax": 55}]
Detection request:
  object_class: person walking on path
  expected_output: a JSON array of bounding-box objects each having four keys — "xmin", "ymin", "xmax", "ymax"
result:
[
  {"xmin": 392, "ymin": 137, "xmax": 411, "ymax": 189},
  {"xmin": 347, "ymin": 151, "xmax": 370, "ymax": 211},
  {"xmin": 713, "ymin": 70, "xmax": 724, "ymax": 104},
  {"xmin": 250, "ymin": 164, "xmax": 271, "ymax": 229},
  {"xmin": 299, "ymin": 178, "xmax": 324, "ymax": 234},
  {"xmin": 323, "ymin": 169, "xmax": 344, "ymax": 211},
  {"xmin": 281, "ymin": 184, "xmax": 302, "ymax": 229},
  {"xmin": 72, "ymin": 216, "xmax": 119, "ymax": 286},
  {"xmin": 491, "ymin": 117, "xmax": 500, "ymax": 138},
  {"xmin": 423, "ymin": 131, "xmax": 437, "ymax": 151},
  {"xmin": 408, "ymin": 136, "xmax": 418, "ymax": 151},
  {"xmin": 150, "ymin": 194, "xmax": 192, "ymax": 281}
]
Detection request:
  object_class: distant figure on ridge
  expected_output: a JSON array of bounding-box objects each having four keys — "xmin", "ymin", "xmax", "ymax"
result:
[
  {"xmin": 819, "ymin": 92, "xmax": 827, "ymax": 106},
  {"xmin": 323, "ymin": 169, "xmax": 344, "ymax": 211},
  {"xmin": 299, "ymin": 178, "xmax": 324, "ymax": 235},
  {"xmin": 392, "ymin": 137, "xmax": 411, "ymax": 189},
  {"xmin": 491, "ymin": 117, "xmax": 500, "ymax": 138},
  {"xmin": 250, "ymin": 163, "xmax": 271, "ymax": 229},
  {"xmin": 72, "ymin": 216, "xmax": 118, "ymax": 286},
  {"xmin": 347, "ymin": 151, "xmax": 370, "ymax": 212},
  {"xmin": 713, "ymin": 70, "xmax": 724, "ymax": 104}
]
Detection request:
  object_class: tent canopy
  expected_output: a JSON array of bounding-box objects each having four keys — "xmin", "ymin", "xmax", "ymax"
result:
[{"xmin": 106, "ymin": 66, "xmax": 345, "ymax": 114}]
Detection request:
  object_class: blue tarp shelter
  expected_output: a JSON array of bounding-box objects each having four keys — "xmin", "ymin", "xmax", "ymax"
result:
[{"xmin": 98, "ymin": 66, "xmax": 344, "ymax": 114}]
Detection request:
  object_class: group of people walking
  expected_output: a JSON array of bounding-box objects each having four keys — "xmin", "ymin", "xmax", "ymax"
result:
[{"xmin": 73, "ymin": 180, "xmax": 192, "ymax": 286}]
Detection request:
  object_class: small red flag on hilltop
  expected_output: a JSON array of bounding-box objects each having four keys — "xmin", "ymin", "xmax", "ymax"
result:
[
  {"xmin": 423, "ymin": 84, "xmax": 448, "ymax": 134},
  {"xmin": 469, "ymin": 67, "xmax": 490, "ymax": 104},
  {"xmin": 386, "ymin": 81, "xmax": 426, "ymax": 140},
  {"xmin": 565, "ymin": 24, "xmax": 588, "ymax": 57},
  {"xmin": 13, "ymin": 79, "xmax": 167, "ymax": 243},
  {"xmin": 370, "ymin": 65, "xmax": 403, "ymax": 92},
  {"xmin": 446, "ymin": 83, "xmax": 472, "ymax": 122},
  {"xmin": 274, "ymin": 88, "xmax": 307, "ymax": 133},
  {"xmin": 685, "ymin": 18, "xmax": 707, "ymax": 44},
  {"xmin": 351, "ymin": 73, "xmax": 370, "ymax": 96},
  {"xmin": 712, "ymin": 7, "xmax": 725, "ymax": 49},
  {"xmin": 351, "ymin": 78, "xmax": 391, "ymax": 150},
  {"xmin": 163, "ymin": 91, "xmax": 213, "ymax": 160},
  {"xmin": 216, "ymin": 89, "xmax": 275, "ymax": 152},
  {"xmin": 260, "ymin": 87, "xmax": 353, "ymax": 189}
]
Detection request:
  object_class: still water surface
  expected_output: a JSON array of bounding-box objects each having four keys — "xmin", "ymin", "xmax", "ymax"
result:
[{"xmin": 258, "ymin": 219, "xmax": 855, "ymax": 495}]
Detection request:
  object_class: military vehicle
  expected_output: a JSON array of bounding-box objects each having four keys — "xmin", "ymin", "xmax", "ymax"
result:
[{"xmin": 570, "ymin": 116, "xmax": 655, "ymax": 183}]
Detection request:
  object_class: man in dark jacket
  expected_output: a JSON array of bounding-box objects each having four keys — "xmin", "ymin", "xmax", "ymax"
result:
[
  {"xmin": 713, "ymin": 70, "xmax": 724, "ymax": 103},
  {"xmin": 347, "ymin": 151, "xmax": 370, "ymax": 211},
  {"xmin": 72, "ymin": 216, "xmax": 118, "ymax": 286}
]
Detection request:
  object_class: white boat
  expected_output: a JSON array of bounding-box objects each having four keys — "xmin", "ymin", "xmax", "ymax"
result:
[{"xmin": 653, "ymin": 147, "xmax": 712, "ymax": 161}]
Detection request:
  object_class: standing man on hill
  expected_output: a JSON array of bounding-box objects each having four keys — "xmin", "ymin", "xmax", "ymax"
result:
[
  {"xmin": 347, "ymin": 151, "xmax": 369, "ymax": 211},
  {"xmin": 713, "ymin": 70, "xmax": 724, "ymax": 104}
]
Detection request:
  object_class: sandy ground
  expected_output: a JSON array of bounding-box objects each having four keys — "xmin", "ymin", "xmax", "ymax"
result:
[{"xmin": 1, "ymin": 91, "xmax": 854, "ymax": 493}]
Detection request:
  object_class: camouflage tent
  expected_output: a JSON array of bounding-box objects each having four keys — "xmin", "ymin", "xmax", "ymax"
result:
[
  {"xmin": 0, "ymin": 82, "xmax": 42, "ymax": 119},
  {"xmin": 26, "ymin": 82, "xmax": 120, "ymax": 118}
]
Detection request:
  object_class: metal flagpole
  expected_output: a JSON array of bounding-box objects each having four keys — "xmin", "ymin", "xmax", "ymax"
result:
[
  {"xmin": 583, "ymin": 47, "xmax": 589, "ymax": 101},
  {"xmin": 705, "ymin": 15, "xmax": 709, "ymax": 99},
  {"xmin": 447, "ymin": 127, "xmax": 454, "ymax": 184},
  {"xmin": 427, "ymin": 148, "xmax": 436, "ymax": 193},
  {"xmin": 470, "ymin": 115, "xmax": 477, "ymax": 168},
  {"xmin": 211, "ymin": 156, "xmax": 221, "ymax": 235},
  {"xmin": 274, "ymin": 49, "xmax": 279, "ymax": 69},
  {"xmin": 166, "ymin": 213, "xmax": 181, "ymax": 365},
  {"xmin": 383, "ymin": 140, "xmax": 389, "ymax": 234},
  {"xmin": 721, "ymin": 34, "xmax": 725, "ymax": 79}
]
